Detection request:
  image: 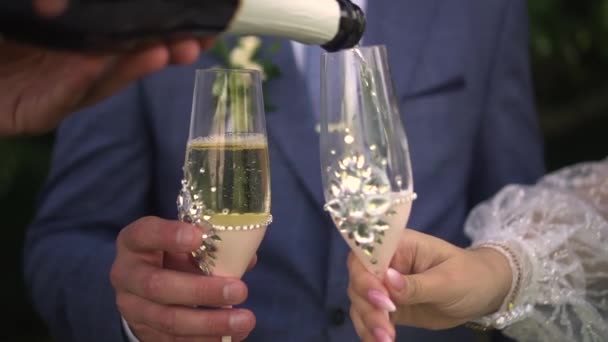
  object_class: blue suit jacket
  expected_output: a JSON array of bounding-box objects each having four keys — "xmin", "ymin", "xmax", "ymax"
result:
[{"xmin": 25, "ymin": 0, "xmax": 544, "ymax": 341}]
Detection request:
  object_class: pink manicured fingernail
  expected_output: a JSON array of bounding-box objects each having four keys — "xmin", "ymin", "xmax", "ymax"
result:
[
  {"xmin": 386, "ymin": 268, "xmax": 405, "ymax": 290},
  {"xmin": 368, "ymin": 289, "xmax": 396, "ymax": 312},
  {"xmin": 373, "ymin": 328, "xmax": 392, "ymax": 342}
]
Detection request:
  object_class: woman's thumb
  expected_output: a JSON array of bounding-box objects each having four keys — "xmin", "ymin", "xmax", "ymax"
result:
[{"xmin": 385, "ymin": 267, "xmax": 442, "ymax": 305}]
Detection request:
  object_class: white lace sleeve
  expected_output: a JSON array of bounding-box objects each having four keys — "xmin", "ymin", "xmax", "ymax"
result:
[{"xmin": 464, "ymin": 158, "xmax": 608, "ymax": 342}]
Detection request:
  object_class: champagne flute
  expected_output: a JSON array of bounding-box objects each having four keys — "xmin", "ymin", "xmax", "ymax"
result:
[
  {"xmin": 177, "ymin": 68, "xmax": 272, "ymax": 341},
  {"xmin": 320, "ymin": 45, "xmax": 416, "ymax": 277}
]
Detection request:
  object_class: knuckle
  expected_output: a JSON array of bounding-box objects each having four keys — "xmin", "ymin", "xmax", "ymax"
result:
[
  {"xmin": 130, "ymin": 223, "xmax": 148, "ymax": 246},
  {"xmin": 163, "ymin": 222, "xmax": 182, "ymax": 246},
  {"xmin": 404, "ymin": 277, "xmax": 419, "ymax": 303},
  {"xmin": 443, "ymin": 269, "xmax": 459, "ymax": 285},
  {"xmin": 109, "ymin": 262, "xmax": 122, "ymax": 288},
  {"xmin": 155, "ymin": 307, "xmax": 178, "ymax": 335},
  {"xmin": 191, "ymin": 313, "xmax": 218, "ymax": 335},
  {"xmin": 192, "ymin": 279, "xmax": 213, "ymax": 303},
  {"xmin": 115, "ymin": 294, "xmax": 129, "ymax": 316},
  {"xmin": 143, "ymin": 270, "xmax": 165, "ymax": 300},
  {"xmin": 127, "ymin": 216, "xmax": 158, "ymax": 245}
]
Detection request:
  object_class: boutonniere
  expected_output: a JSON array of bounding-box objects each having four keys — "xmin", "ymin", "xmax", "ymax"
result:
[{"xmin": 210, "ymin": 36, "xmax": 281, "ymax": 112}]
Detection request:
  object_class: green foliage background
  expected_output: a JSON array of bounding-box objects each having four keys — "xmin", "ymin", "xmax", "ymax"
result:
[
  {"xmin": 2, "ymin": 2, "xmax": 608, "ymax": 340},
  {"xmin": 530, "ymin": 0, "xmax": 608, "ymax": 167}
]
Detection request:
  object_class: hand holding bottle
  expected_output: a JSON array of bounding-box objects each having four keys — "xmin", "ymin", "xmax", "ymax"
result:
[{"xmin": 0, "ymin": 31, "xmax": 213, "ymax": 136}]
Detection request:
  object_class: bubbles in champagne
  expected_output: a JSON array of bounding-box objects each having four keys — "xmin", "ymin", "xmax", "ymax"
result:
[
  {"xmin": 177, "ymin": 133, "xmax": 272, "ymax": 274},
  {"xmin": 189, "ymin": 133, "xmax": 267, "ymax": 146},
  {"xmin": 395, "ymin": 175, "xmax": 403, "ymax": 187},
  {"xmin": 183, "ymin": 133, "xmax": 271, "ymax": 231}
]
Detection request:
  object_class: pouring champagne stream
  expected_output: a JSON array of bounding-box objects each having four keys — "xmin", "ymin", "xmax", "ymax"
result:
[{"xmin": 320, "ymin": 45, "xmax": 416, "ymax": 277}]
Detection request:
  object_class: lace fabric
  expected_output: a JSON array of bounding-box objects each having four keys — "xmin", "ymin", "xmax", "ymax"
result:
[{"xmin": 465, "ymin": 158, "xmax": 608, "ymax": 342}]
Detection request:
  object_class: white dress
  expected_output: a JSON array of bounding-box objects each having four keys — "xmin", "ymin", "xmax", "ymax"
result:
[{"xmin": 464, "ymin": 158, "xmax": 608, "ymax": 342}]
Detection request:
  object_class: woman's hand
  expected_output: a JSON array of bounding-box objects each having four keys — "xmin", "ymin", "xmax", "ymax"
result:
[{"xmin": 347, "ymin": 229, "xmax": 512, "ymax": 341}]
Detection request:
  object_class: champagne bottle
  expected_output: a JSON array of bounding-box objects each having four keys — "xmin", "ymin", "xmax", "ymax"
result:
[{"xmin": 0, "ymin": 0, "xmax": 365, "ymax": 52}]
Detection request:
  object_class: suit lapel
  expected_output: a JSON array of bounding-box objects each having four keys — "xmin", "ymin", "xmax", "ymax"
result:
[
  {"xmin": 324, "ymin": 0, "xmax": 444, "ymax": 299},
  {"xmin": 365, "ymin": 0, "xmax": 443, "ymax": 96}
]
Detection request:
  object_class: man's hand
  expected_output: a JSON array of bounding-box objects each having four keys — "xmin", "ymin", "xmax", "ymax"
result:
[
  {"xmin": 110, "ymin": 217, "xmax": 256, "ymax": 341},
  {"xmin": 0, "ymin": 0, "xmax": 214, "ymax": 136},
  {"xmin": 32, "ymin": 0, "xmax": 68, "ymax": 17},
  {"xmin": 0, "ymin": 37, "xmax": 213, "ymax": 136}
]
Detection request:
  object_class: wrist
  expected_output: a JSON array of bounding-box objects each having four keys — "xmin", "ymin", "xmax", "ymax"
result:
[
  {"xmin": 470, "ymin": 247, "xmax": 513, "ymax": 315},
  {"xmin": 466, "ymin": 240, "xmax": 532, "ymax": 330}
]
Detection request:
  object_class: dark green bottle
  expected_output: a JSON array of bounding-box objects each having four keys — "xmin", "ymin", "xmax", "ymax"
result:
[{"xmin": 0, "ymin": 0, "xmax": 365, "ymax": 52}]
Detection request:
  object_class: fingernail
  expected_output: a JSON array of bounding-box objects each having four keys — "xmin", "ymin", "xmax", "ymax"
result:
[
  {"xmin": 223, "ymin": 282, "xmax": 245, "ymax": 303},
  {"xmin": 386, "ymin": 268, "xmax": 405, "ymax": 290},
  {"xmin": 229, "ymin": 311, "xmax": 250, "ymax": 331},
  {"xmin": 373, "ymin": 328, "xmax": 392, "ymax": 342},
  {"xmin": 368, "ymin": 289, "xmax": 396, "ymax": 312},
  {"xmin": 177, "ymin": 226, "xmax": 194, "ymax": 248}
]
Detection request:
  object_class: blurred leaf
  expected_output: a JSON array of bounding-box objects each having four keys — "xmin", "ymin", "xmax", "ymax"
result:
[
  {"xmin": 575, "ymin": 29, "xmax": 592, "ymax": 52},
  {"xmin": 210, "ymin": 40, "xmax": 231, "ymax": 64},
  {"xmin": 532, "ymin": 33, "xmax": 553, "ymax": 57},
  {"xmin": 529, "ymin": 0, "xmax": 608, "ymax": 108},
  {"xmin": 261, "ymin": 61, "xmax": 281, "ymax": 79},
  {"xmin": 267, "ymin": 42, "xmax": 282, "ymax": 55}
]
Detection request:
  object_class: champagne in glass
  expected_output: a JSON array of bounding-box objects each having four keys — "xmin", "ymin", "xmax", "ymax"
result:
[
  {"xmin": 177, "ymin": 69, "xmax": 272, "ymax": 279},
  {"xmin": 184, "ymin": 135, "xmax": 270, "ymax": 230},
  {"xmin": 320, "ymin": 45, "xmax": 416, "ymax": 277}
]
